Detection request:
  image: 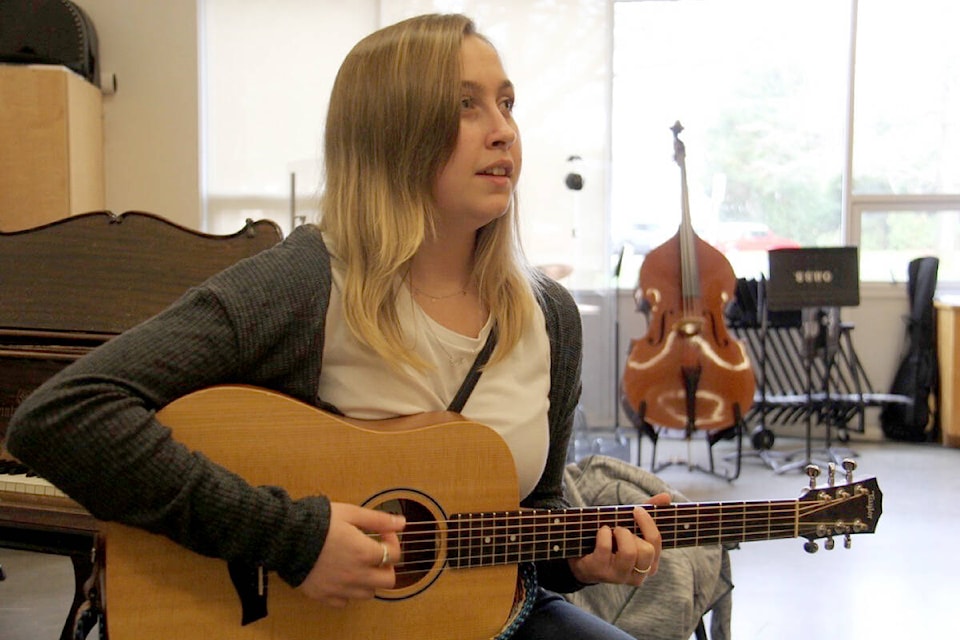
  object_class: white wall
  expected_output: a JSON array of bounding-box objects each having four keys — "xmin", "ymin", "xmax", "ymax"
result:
[
  {"xmin": 78, "ymin": 0, "xmax": 202, "ymax": 228},
  {"xmin": 202, "ymin": 0, "xmax": 378, "ymax": 235}
]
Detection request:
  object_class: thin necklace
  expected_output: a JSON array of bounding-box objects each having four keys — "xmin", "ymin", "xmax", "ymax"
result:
[
  {"xmin": 407, "ymin": 272, "xmax": 470, "ymax": 302},
  {"xmin": 406, "ymin": 268, "xmax": 470, "ymax": 302}
]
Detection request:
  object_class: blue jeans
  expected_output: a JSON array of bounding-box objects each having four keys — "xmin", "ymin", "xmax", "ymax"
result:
[{"xmin": 509, "ymin": 588, "xmax": 635, "ymax": 640}]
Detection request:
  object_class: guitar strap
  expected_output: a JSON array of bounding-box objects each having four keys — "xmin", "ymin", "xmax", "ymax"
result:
[
  {"xmin": 316, "ymin": 326, "xmax": 498, "ymax": 418},
  {"xmin": 493, "ymin": 563, "xmax": 538, "ymax": 640},
  {"xmin": 446, "ymin": 326, "xmax": 541, "ymax": 640},
  {"xmin": 446, "ymin": 326, "xmax": 498, "ymax": 413}
]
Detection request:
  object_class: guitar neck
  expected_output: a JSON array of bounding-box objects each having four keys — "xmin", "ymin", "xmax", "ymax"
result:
[
  {"xmin": 447, "ymin": 473, "xmax": 881, "ymax": 570},
  {"xmin": 449, "ymin": 499, "xmax": 801, "ymax": 568}
]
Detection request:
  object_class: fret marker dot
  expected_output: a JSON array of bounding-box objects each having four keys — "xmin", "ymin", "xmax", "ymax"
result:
[
  {"xmin": 484, "ymin": 536, "xmax": 492, "ymax": 544},
  {"xmin": 684, "ymin": 523, "xmax": 691, "ymax": 530},
  {"xmin": 510, "ymin": 535, "xmax": 517, "ymax": 542},
  {"xmin": 553, "ymin": 545, "xmax": 560, "ymax": 553}
]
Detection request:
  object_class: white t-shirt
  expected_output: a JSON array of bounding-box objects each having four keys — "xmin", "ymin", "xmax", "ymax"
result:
[{"xmin": 317, "ymin": 266, "xmax": 551, "ymax": 499}]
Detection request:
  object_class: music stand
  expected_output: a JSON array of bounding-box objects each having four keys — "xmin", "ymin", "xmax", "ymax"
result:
[{"xmin": 766, "ymin": 247, "xmax": 860, "ymax": 473}]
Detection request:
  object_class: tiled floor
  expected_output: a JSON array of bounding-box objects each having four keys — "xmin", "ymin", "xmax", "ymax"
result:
[{"xmin": 2, "ymin": 428, "xmax": 958, "ymax": 639}]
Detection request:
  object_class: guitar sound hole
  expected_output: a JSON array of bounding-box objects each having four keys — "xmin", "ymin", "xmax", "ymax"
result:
[{"xmin": 371, "ymin": 495, "xmax": 443, "ymax": 594}]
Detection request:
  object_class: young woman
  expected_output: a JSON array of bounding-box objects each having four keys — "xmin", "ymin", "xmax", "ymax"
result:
[{"xmin": 7, "ymin": 13, "xmax": 666, "ymax": 639}]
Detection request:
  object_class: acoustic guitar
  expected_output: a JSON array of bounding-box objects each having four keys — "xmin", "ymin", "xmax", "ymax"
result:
[{"xmin": 100, "ymin": 385, "xmax": 882, "ymax": 639}]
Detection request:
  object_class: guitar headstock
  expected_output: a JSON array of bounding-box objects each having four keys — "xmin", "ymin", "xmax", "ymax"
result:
[{"xmin": 796, "ymin": 461, "xmax": 882, "ymax": 552}]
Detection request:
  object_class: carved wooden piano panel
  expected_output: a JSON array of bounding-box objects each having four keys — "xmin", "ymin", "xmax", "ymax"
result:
[{"xmin": 0, "ymin": 211, "xmax": 283, "ymax": 640}]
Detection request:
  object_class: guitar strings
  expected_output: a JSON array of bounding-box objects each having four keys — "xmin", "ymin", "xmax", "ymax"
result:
[
  {"xmin": 381, "ymin": 499, "xmax": 846, "ymax": 546},
  {"xmin": 385, "ymin": 498, "xmax": 841, "ymax": 538},
  {"xmin": 370, "ymin": 499, "xmax": 858, "ymax": 576}
]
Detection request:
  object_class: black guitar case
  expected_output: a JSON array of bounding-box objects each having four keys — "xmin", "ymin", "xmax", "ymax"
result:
[
  {"xmin": 0, "ymin": 0, "xmax": 99, "ymax": 86},
  {"xmin": 881, "ymin": 256, "xmax": 940, "ymax": 442}
]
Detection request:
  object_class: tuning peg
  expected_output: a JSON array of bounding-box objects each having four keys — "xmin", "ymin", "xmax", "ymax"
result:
[
  {"xmin": 828, "ymin": 462, "xmax": 837, "ymax": 486},
  {"xmin": 825, "ymin": 537, "xmax": 836, "ymax": 551},
  {"xmin": 842, "ymin": 459, "xmax": 857, "ymax": 483},
  {"xmin": 805, "ymin": 464, "xmax": 821, "ymax": 489},
  {"xmin": 804, "ymin": 540, "xmax": 819, "ymax": 554},
  {"xmin": 844, "ymin": 534, "xmax": 852, "ymax": 549}
]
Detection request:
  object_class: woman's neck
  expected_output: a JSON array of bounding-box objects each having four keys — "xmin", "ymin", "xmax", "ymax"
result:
[
  {"xmin": 408, "ymin": 234, "xmax": 487, "ymax": 337},
  {"xmin": 408, "ymin": 234, "xmax": 476, "ymax": 294}
]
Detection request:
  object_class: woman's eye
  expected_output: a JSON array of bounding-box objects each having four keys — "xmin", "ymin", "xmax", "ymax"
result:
[
  {"xmin": 460, "ymin": 97, "xmax": 474, "ymax": 109},
  {"xmin": 500, "ymin": 97, "xmax": 515, "ymax": 112}
]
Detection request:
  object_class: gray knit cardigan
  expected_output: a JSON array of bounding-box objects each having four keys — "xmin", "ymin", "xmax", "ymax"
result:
[{"xmin": 6, "ymin": 224, "xmax": 585, "ymax": 592}]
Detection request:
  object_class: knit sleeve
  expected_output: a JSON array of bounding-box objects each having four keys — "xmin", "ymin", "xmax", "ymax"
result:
[{"xmin": 5, "ymin": 226, "xmax": 334, "ymax": 587}]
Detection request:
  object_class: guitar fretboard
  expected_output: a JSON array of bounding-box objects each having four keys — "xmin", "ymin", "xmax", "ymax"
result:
[{"xmin": 447, "ymin": 498, "xmax": 834, "ymax": 569}]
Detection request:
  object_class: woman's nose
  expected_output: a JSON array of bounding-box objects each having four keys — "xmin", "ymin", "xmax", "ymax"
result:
[{"xmin": 488, "ymin": 113, "xmax": 518, "ymax": 149}]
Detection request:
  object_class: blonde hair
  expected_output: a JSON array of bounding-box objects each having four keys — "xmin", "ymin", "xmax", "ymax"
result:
[{"xmin": 318, "ymin": 13, "xmax": 541, "ymax": 369}]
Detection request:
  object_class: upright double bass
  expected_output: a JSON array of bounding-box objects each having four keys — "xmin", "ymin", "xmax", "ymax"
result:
[{"xmin": 621, "ymin": 122, "xmax": 755, "ymax": 434}]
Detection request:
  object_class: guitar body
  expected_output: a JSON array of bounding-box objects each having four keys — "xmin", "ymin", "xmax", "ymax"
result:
[
  {"xmin": 102, "ymin": 385, "xmax": 521, "ymax": 640},
  {"xmin": 98, "ymin": 385, "xmax": 884, "ymax": 638}
]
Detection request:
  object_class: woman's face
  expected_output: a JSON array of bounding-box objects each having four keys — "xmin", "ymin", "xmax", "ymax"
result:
[{"xmin": 432, "ymin": 35, "xmax": 522, "ymax": 235}]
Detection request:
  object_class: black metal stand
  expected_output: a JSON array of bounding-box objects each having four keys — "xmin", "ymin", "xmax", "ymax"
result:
[
  {"xmin": 769, "ymin": 307, "xmax": 859, "ymax": 474},
  {"xmin": 760, "ymin": 247, "xmax": 861, "ymax": 474},
  {"xmin": 626, "ymin": 396, "xmax": 744, "ymax": 482}
]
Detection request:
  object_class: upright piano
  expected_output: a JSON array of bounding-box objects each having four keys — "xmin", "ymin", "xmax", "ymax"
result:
[{"xmin": 0, "ymin": 211, "xmax": 282, "ymax": 639}]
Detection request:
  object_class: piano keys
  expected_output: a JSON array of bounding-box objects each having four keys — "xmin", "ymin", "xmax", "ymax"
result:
[{"xmin": 0, "ymin": 457, "xmax": 70, "ymax": 500}]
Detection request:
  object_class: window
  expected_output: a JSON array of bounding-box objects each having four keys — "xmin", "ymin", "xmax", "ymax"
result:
[
  {"xmin": 612, "ymin": 0, "xmax": 850, "ymax": 285},
  {"xmin": 613, "ymin": 0, "xmax": 960, "ymax": 286},
  {"xmin": 851, "ymin": 0, "xmax": 960, "ymax": 283},
  {"xmin": 858, "ymin": 208, "xmax": 959, "ymax": 282}
]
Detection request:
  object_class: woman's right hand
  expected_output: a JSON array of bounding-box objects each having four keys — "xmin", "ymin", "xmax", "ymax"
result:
[{"xmin": 297, "ymin": 502, "xmax": 405, "ymax": 607}]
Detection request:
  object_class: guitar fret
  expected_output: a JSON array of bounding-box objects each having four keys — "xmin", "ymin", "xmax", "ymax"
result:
[
  {"xmin": 546, "ymin": 511, "xmax": 560, "ymax": 560},
  {"xmin": 485, "ymin": 513, "xmax": 495, "ymax": 565},
  {"xmin": 495, "ymin": 512, "xmax": 508, "ymax": 565},
  {"xmin": 506, "ymin": 511, "xmax": 520, "ymax": 564},
  {"xmin": 694, "ymin": 504, "xmax": 716, "ymax": 546},
  {"xmin": 593, "ymin": 506, "xmax": 602, "ymax": 555},
  {"xmin": 766, "ymin": 500, "xmax": 772, "ymax": 541},
  {"xmin": 673, "ymin": 505, "xmax": 699, "ymax": 547},
  {"xmin": 726, "ymin": 501, "xmax": 747, "ymax": 544},
  {"xmin": 549, "ymin": 511, "xmax": 560, "ymax": 559},
  {"xmin": 717, "ymin": 501, "xmax": 723, "ymax": 546},
  {"xmin": 449, "ymin": 513, "xmax": 463, "ymax": 568}
]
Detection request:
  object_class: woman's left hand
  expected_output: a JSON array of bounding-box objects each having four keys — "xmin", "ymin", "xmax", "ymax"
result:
[{"xmin": 568, "ymin": 492, "xmax": 671, "ymax": 586}]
